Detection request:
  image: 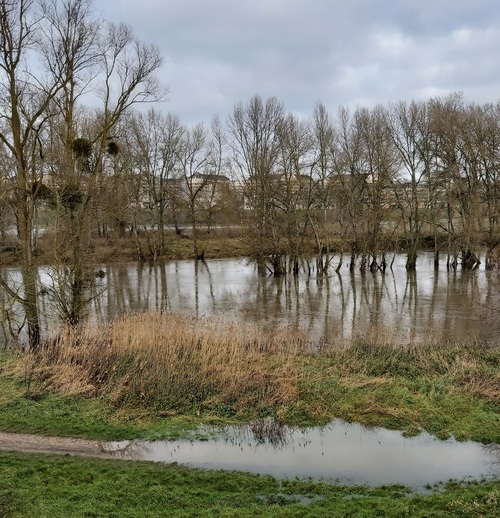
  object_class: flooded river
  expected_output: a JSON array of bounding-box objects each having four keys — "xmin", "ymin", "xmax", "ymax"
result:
[
  {"xmin": 1, "ymin": 255, "xmax": 499, "ymax": 487},
  {"xmin": 1, "ymin": 252, "xmax": 499, "ymax": 344}
]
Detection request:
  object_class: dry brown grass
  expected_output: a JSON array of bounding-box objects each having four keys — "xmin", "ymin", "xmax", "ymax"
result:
[{"xmin": 12, "ymin": 312, "xmax": 310, "ymax": 415}]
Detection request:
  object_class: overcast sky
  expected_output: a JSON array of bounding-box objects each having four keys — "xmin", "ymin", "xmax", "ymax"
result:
[{"xmin": 100, "ymin": 0, "xmax": 500, "ymax": 125}]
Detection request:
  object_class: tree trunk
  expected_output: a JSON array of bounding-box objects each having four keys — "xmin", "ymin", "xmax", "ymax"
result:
[
  {"xmin": 462, "ymin": 249, "xmax": 480, "ymax": 269},
  {"xmin": 406, "ymin": 248, "xmax": 417, "ymax": 271},
  {"xmin": 17, "ymin": 168, "xmax": 40, "ymax": 348}
]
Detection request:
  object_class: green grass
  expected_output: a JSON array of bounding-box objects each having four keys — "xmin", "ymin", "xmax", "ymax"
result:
[
  {"xmin": 291, "ymin": 349, "xmax": 500, "ymax": 442},
  {"xmin": 0, "ymin": 363, "xmax": 231, "ymax": 441},
  {"xmin": 1, "ymin": 335, "xmax": 499, "ymax": 516},
  {"xmin": 1, "ymin": 336, "xmax": 499, "ymax": 443},
  {"xmin": 0, "ymin": 451, "xmax": 499, "ymax": 517}
]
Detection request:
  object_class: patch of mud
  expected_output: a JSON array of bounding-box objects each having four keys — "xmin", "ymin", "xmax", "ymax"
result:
[{"xmin": 0, "ymin": 432, "xmax": 116, "ymax": 458}]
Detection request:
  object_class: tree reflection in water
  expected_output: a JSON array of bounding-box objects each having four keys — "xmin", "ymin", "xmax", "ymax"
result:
[
  {"xmin": 1, "ymin": 252, "xmax": 499, "ymax": 346},
  {"xmin": 101, "ymin": 420, "xmax": 500, "ymax": 489}
]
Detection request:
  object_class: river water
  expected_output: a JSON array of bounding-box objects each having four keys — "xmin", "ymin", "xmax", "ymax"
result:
[{"xmin": 1, "ymin": 251, "xmax": 499, "ymax": 345}]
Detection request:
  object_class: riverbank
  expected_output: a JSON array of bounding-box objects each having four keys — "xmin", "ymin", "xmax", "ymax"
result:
[
  {"xmin": 1, "ymin": 313, "xmax": 499, "ymax": 443},
  {"xmin": 1, "ymin": 314, "xmax": 499, "ymax": 516},
  {"xmin": 0, "ymin": 231, "xmax": 251, "ymax": 266},
  {"xmin": 0, "ymin": 227, "xmax": 480, "ymax": 266}
]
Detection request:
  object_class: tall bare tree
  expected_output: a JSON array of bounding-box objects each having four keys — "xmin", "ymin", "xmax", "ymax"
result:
[
  {"xmin": 228, "ymin": 95, "xmax": 285, "ymax": 274},
  {"xmin": 128, "ymin": 109, "xmax": 183, "ymax": 258},
  {"xmin": 386, "ymin": 100, "xmax": 433, "ymax": 270},
  {"xmin": 430, "ymin": 94, "xmax": 483, "ymax": 269},
  {"xmin": 275, "ymin": 112, "xmax": 315, "ymax": 274},
  {"xmin": 0, "ymin": 0, "xmax": 164, "ymax": 342},
  {"xmin": 176, "ymin": 121, "xmax": 215, "ymax": 260},
  {"xmin": 480, "ymin": 103, "xmax": 500, "ymax": 268},
  {"xmin": 0, "ymin": 0, "xmax": 66, "ymax": 345},
  {"xmin": 309, "ymin": 102, "xmax": 337, "ymax": 274},
  {"xmin": 336, "ymin": 107, "xmax": 369, "ymax": 271},
  {"xmin": 357, "ymin": 105, "xmax": 397, "ymax": 271}
]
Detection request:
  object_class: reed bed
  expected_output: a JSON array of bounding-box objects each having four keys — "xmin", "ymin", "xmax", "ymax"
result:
[
  {"xmin": 16, "ymin": 313, "xmax": 310, "ymax": 415},
  {"xmin": 6, "ymin": 315, "xmax": 498, "ymax": 431}
]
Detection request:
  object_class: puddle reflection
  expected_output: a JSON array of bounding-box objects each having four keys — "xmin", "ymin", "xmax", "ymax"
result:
[{"xmin": 104, "ymin": 419, "xmax": 500, "ymax": 489}]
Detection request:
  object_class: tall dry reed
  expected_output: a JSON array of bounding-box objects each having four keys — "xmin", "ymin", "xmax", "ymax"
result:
[
  {"xmin": 9, "ymin": 317, "xmax": 498, "ymax": 421},
  {"xmin": 21, "ymin": 312, "xmax": 310, "ymax": 414}
]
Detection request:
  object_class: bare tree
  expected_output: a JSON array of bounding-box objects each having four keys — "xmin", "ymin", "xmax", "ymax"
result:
[
  {"xmin": 176, "ymin": 122, "xmax": 211, "ymax": 259},
  {"xmin": 335, "ymin": 107, "xmax": 369, "ymax": 272},
  {"xmin": 0, "ymin": 0, "xmax": 66, "ymax": 346},
  {"xmin": 174, "ymin": 118, "xmax": 229, "ymax": 260},
  {"xmin": 309, "ymin": 102, "xmax": 337, "ymax": 274},
  {"xmin": 357, "ymin": 105, "xmax": 397, "ymax": 272},
  {"xmin": 128, "ymin": 109, "xmax": 183, "ymax": 258},
  {"xmin": 0, "ymin": 0, "xmax": 164, "ymax": 341},
  {"xmin": 195, "ymin": 116, "xmax": 231, "ymax": 239},
  {"xmin": 480, "ymin": 103, "xmax": 500, "ymax": 269},
  {"xmin": 430, "ymin": 94, "xmax": 482, "ymax": 269},
  {"xmin": 275, "ymin": 112, "xmax": 315, "ymax": 274},
  {"xmin": 386, "ymin": 100, "xmax": 433, "ymax": 270},
  {"xmin": 228, "ymin": 95, "xmax": 285, "ymax": 274}
]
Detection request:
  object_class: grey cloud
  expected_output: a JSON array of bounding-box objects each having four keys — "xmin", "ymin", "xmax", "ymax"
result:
[{"xmin": 101, "ymin": 0, "xmax": 500, "ymax": 124}]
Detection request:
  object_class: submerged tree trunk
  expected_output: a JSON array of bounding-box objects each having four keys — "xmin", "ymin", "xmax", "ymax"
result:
[
  {"xmin": 359, "ymin": 254, "xmax": 367, "ymax": 274},
  {"xmin": 270, "ymin": 254, "xmax": 286, "ymax": 276},
  {"xmin": 256, "ymin": 256, "xmax": 267, "ymax": 276},
  {"xmin": 349, "ymin": 246, "xmax": 356, "ymax": 272},
  {"xmin": 485, "ymin": 245, "xmax": 500, "ymax": 270},
  {"xmin": 406, "ymin": 248, "xmax": 418, "ymax": 271},
  {"xmin": 434, "ymin": 239, "xmax": 440, "ymax": 271},
  {"xmin": 462, "ymin": 249, "xmax": 480, "ymax": 269}
]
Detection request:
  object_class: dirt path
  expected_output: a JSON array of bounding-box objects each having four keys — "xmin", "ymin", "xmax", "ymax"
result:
[{"xmin": 0, "ymin": 432, "xmax": 119, "ymax": 459}]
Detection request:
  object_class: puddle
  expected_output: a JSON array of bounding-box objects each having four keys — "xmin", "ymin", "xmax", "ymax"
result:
[{"xmin": 104, "ymin": 419, "xmax": 500, "ymax": 490}]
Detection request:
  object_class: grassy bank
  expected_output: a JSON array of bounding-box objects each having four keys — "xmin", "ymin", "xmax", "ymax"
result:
[
  {"xmin": 1, "ymin": 312, "xmax": 499, "ymax": 443},
  {"xmin": 0, "ymin": 225, "xmax": 493, "ymax": 267},
  {"xmin": 0, "ymin": 231, "xmax": 251, "ymax": 266},
  {"xmin": 0, "ymin": 451, "xmax": 499, "ymax": 517}
]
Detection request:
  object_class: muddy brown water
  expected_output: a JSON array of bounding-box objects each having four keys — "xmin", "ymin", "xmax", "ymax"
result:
[
  {"xmin": 1, "ymin": 421, "xmax": 498, "ymax": 491},
  {"xmin": 2, "ymin": 252, "xmax": 499, "ymax": 345}
]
